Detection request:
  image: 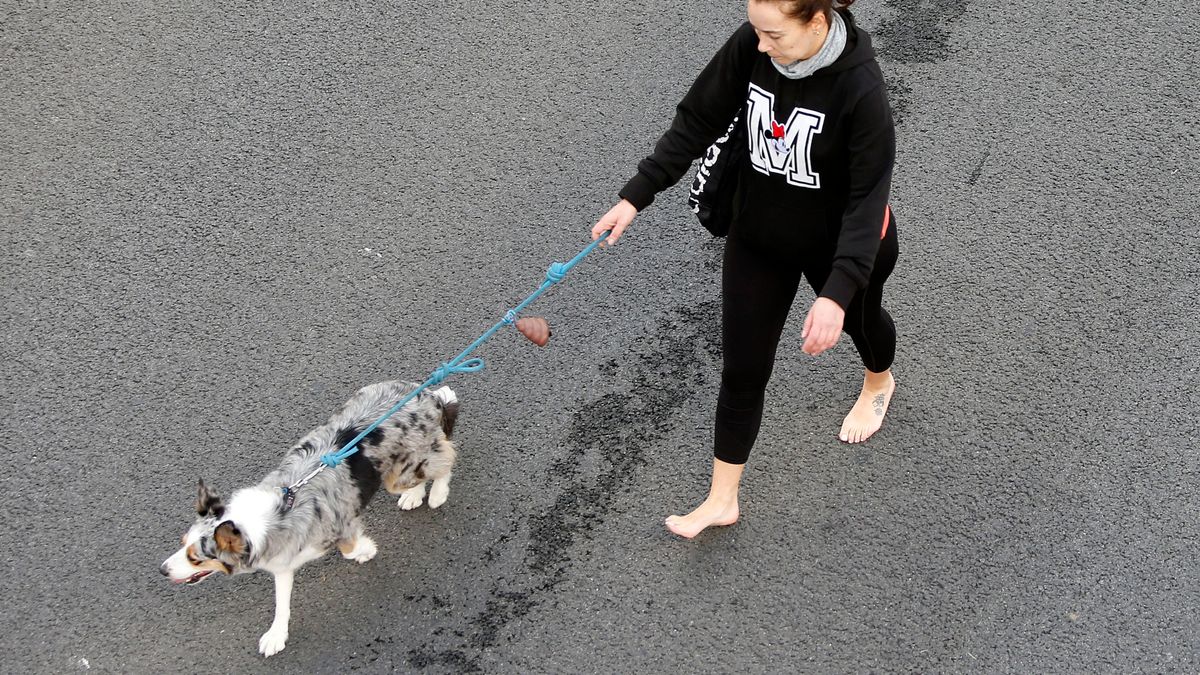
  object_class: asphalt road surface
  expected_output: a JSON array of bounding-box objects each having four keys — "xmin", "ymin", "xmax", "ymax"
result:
[{"xmin": 3, "ymin": 0, "xmax": 1198, "ymax": 672}]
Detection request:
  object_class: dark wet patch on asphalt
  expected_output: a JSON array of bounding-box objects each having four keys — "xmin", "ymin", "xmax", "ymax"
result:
[
  {"xmin": 407, "ymin": 299, "xmax": 722, "ymax": 671},
  {"xmin": 887, "ymin": 77, "xmax": 914, "ymax": 127},
  {"xmin": 877, "ymin": 0, "xmax": 970, "ymax": 64},
  {"xmin": 876, "ymin": 0, "xmax": 970, "ymax": 126}
]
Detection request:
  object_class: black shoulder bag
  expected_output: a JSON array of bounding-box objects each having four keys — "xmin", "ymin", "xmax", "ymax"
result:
[{"xmin": 687, "ymin": 114, "xmax": 745, "ymax": 238}]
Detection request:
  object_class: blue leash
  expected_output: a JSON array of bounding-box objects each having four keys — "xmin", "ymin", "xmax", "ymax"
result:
[{"xmin": 317, "ymin": 229, "xmax": 611, "ymax": 468}]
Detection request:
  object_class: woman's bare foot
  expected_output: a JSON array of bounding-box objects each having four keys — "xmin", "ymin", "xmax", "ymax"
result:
[
  {"xmin": 665, "ymin": 498, "xmax": 739, "ymax": 539},
  {"xmin": 666, "ymin": 458, "xmax": 745, "ymax": 539},
  {"xmin": 839, "ymin": 369, "xmax": 896, "ymax": 443}
]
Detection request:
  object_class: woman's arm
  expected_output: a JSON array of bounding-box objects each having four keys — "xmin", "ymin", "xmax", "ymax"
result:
[
  {"xmin": 617, "ymin": 22, "xmax": 758, "ymax": 212},
  {"xmin": 819, "ymin": 82, "xmax": 896, "ymax": 310}
]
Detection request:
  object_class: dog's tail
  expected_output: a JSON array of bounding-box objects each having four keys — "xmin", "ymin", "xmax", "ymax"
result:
[{"xmin": 432, "ymin": 386, "xmax": 459, "ymax": 438}]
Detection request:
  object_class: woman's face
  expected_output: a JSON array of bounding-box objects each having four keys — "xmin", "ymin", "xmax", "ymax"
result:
[{"xmin": 747, "ymin": 1, "xmax": 829, "ymax": 65}]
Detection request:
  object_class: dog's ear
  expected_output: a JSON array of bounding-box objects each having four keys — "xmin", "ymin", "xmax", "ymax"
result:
[
  {"xmin": 214, "ymin": 521, "xmax": 246, "ymax": 556},
  {"xmin": 196, "ymin": 479, "xmax": 224, "ymax": 518},
  {"xmin": 440, "ymin": 400, "xmax": 460, "ymax": 439}
]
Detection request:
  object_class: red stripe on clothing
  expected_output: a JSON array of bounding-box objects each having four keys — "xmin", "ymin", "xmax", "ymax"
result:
[{"xmin": 880, "ymin": 205, "xmax": 891, "ymax": 239}]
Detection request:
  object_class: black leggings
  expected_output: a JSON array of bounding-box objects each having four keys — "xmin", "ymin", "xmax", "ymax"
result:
[{"xmin": 714, "ymin": 215, "xmax": 899, "ymax": 465}]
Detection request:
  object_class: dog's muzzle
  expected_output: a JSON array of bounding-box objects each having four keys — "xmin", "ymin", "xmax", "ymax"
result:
[{"xmin": 160, "ymin": 561, "xmax": 214, "ymax": 585}]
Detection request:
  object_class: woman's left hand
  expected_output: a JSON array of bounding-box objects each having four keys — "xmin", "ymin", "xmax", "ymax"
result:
[{"xmin": 801, "ymin": 297, "xmax": 845, "ymax": 356}]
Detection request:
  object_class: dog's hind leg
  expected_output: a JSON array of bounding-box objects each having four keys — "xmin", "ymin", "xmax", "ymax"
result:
[
  {"xmin": 259, "ymin": 571, "xmax": 293, "ymax": 657},
  {"xmin": 336, "ymin": 520, "xmax": 377, "ymax": 563},
  {"xmin": 428, "ymin": 472, "xmax": 451, "ymax": 509},
  {"xmin": 396, "ymin": 483, "xmax": 426, "ymax": 510},
  {"xmin": 337, "ymin": 534, "xmax": 378, "ymax": 563}
]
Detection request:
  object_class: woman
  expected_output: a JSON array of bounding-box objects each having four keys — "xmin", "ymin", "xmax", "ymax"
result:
[{"xmin": 590, "ymin": 0, "xmax": 899, "ymax": 539}]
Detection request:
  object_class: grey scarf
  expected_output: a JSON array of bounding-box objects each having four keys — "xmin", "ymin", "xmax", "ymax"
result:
[{"xmin": 771, "ymin": 10, "xmax": 847, "ymax": 80}]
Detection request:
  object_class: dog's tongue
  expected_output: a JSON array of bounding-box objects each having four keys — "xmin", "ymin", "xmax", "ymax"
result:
[{"xmin": 177, "ymin": 570, "xmax": 211, "ymax": 584}]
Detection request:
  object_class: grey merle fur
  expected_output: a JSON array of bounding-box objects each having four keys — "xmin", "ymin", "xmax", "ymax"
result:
[{"xmin": 161, "ymin": 380, "xmax": 460, "ymax": 656}]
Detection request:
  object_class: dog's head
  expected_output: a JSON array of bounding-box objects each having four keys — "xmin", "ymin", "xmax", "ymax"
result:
[{"xmin": 159, "ymin": 480, "xmax": 252, "ymax": 584}]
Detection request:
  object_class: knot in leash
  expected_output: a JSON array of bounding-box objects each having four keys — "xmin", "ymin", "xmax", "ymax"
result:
[{"xmin": 545, "ymin": 262, "xmax": 568, "ymax": 284}]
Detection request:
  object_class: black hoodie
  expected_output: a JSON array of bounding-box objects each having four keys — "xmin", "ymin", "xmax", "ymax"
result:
[{"xmin": 619, "ymin": 9, "xmax": 895, "ymax": 309}]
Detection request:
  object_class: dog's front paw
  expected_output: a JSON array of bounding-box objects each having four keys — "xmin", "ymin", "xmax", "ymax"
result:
[
  {"xmin": 428, "ymin": 480, "xmax": 450, "ymax": 509},
  {"xmin": 397, "ymin": 484, "xmax": 425, "ymax": 510},
  {"xmin": 259, "ymin": 627, "xmax": 288, "ymax": 657},
  {"xmin": 348, "ymin": 536, "xmax": 377, "ymax": 563}
]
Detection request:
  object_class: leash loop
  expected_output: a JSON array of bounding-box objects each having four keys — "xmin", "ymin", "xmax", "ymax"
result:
[{"xmin": 431, "ymin": 358, "xmax": 485, "ymax": 385}]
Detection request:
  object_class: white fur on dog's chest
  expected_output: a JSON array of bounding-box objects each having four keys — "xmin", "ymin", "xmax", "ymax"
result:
[{"xmin": 261, "ymin": 547, "xmax": 326, "ymax": 575}]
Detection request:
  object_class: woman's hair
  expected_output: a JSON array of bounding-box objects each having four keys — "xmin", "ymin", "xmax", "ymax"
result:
[{"xmin": 755, "ymin": 0, "xmax": 855, "ymax": 25}]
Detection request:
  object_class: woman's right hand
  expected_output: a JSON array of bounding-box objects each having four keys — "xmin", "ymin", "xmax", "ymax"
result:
[{"xmin": 591, "ymin": 199, "xmax": 638, "ymax": 246}]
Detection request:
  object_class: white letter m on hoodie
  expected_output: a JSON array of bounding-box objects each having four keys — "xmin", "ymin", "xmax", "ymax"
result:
[{"xmin": 746, "ymin": 83, "xmax": 825, "ymax": 189}]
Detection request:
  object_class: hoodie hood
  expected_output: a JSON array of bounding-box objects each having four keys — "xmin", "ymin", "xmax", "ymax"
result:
[{"xmin": 818, "ymin": 9, "xmax": 877, "ymax": 74}]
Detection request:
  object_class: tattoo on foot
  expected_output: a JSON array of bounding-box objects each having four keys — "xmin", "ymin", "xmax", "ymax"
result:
[{"xmin": 872, "ymin": 393, "xmax": 885, "ymax": 416}]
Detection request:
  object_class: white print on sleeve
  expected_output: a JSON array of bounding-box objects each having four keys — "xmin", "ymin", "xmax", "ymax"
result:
[{"xmin": 746, "ymin": 83, "xmax": 825, "ymax": 189}]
